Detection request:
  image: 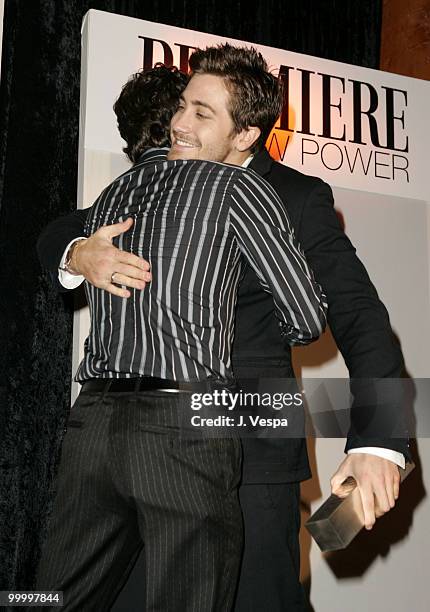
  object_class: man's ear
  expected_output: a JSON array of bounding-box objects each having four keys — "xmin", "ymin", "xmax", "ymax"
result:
[{"xmin": 235, "ymin": 126, "xmax": 261, "ymax": 152}]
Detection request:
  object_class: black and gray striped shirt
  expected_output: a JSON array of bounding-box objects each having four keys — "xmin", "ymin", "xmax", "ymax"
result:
[{"xmin": 76, "ymin": 148, "xmax": 327, "ymax": 383}]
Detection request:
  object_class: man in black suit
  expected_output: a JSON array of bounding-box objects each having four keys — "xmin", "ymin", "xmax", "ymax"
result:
[{"xmin": 38, "ymin": 44, "xmax": 409, "ymax": 611}]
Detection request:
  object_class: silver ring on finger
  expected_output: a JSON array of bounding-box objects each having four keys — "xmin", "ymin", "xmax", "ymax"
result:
[{"xmin": 111, "ymin": 272, "xmax": 117, "ymax": 283}]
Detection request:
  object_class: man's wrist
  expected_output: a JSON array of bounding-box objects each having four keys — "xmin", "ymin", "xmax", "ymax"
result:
[
  {"xmin": 347, "ymin": 447, "xmax": 405, "ymax": 469},
  {"xmin": 60, "ymin": 238, "xmax": 86, "ymax": 275}
]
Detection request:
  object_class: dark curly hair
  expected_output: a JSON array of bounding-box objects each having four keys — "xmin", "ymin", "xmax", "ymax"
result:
[
  {"xmin": 189, "ymin": 44, "xmax": 282, "ymax": 153},
  {"xmin": 113, "ymin": 64, "xmax": 189, "ymax": 163}
]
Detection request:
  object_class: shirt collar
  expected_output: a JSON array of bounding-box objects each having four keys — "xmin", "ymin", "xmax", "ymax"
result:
[
  {"xmin": 136, "ymin": 148, "xmax": 254, "ymax": 168},
  {"xmin": 241, "ymin": 155, "xmax": 254, "ymax": 168},
  {"xmin": 135, "ymin": 147, "xmax": 169, "ymax": 164}
]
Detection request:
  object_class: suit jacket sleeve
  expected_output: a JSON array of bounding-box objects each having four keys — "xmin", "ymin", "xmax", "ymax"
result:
[
  {"xmin": 298, "ymin": 180, "xmax": 410, "ymax": 458},
  {"xmin": 37, "ymin": 209, "xmax": 88, "ymax": 291}
]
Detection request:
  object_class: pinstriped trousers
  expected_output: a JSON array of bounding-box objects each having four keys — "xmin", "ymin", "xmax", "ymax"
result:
[{"xmin": 34, "ymin": 389, "xmax": 243, "ymax": 611}]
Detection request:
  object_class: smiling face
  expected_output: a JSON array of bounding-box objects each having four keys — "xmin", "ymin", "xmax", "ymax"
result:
[{"xmin": 168, "ymin": 73, "xmax": 258, "ymax": 165}]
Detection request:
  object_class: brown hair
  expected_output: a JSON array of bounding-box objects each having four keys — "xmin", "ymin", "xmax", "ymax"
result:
[{"xmin": 189, "ymin": 44, "xmax": 282, "ymax": 152}]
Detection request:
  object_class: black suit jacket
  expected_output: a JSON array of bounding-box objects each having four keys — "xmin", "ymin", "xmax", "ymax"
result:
[{"xmin": 37, "ymin": 149, "xmax": 410, "ymax": 484}]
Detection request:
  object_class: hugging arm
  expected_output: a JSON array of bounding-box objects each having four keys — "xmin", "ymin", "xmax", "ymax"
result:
[{"xmin": 37, "ymin": 210, "xmax": 151, "ymax": 297}]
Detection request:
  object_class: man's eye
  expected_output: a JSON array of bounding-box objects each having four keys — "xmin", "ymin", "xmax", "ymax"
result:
[{"xmin": 196, "ymin": 112, "xmax": 208, "ymax": 119}]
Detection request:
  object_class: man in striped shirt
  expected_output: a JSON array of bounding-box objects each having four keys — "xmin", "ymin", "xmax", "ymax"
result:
[
  {"xmin": 35, "ymin": 61, "xmax": 326, "ymax": 611},
  {"xmin": 77, "ymin": 146, "xmax": 326, "ymax": 384}
]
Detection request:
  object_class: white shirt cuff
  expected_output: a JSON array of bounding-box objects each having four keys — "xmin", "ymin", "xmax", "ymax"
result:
[
  {"xmin": 58, "ymin": 238, "xmax": 86, "ymax": 289},
  {"xmin": 348, "ymin": 447, "xmax": 405, "ymax": 469}
]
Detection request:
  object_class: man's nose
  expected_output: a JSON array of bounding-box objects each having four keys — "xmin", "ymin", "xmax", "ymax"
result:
[{"xmin": 172, "ymin": 111, "xmax": 192, "ymax": 133}]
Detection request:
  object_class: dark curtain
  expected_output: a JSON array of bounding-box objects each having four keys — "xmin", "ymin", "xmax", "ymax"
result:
[{"xmin": 0, "ymin": 0, "xmax": 382, "ymax": 589}]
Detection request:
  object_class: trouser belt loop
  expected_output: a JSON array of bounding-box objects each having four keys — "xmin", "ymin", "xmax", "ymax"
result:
[{"xmin": 101, "ymin": 379, "xmax": 112, "ymax": 400}]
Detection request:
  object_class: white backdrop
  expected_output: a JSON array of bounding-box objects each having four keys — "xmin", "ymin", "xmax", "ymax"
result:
[{"xmin": 76, "ymin": 10, "xmax": 430, "ymax": 611}]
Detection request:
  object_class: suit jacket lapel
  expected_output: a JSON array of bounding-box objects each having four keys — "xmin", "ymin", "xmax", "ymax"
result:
[{"xmin": 249, "ymin": 148, "xmax": 274, "ymax": 178}]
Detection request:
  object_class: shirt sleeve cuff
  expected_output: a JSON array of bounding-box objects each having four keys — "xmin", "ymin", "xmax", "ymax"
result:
[
  {"xmin": 58, "ymin": 238, "xmax": 86, "ymax": 289},
  {"xmin": 347, "ymin": 447, "xmax": 405, "ymax": 469}
]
